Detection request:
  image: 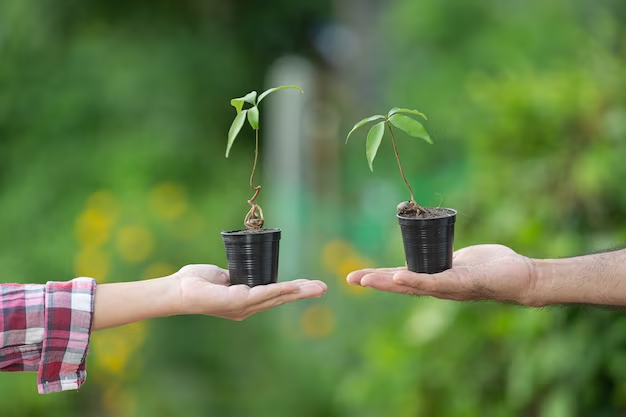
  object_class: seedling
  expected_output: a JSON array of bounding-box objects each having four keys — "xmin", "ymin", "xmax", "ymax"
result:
[
  {"xmin": 226, "ymin": 85, "xmax": 303, "ymax": 229},
  {"xmin": 346, "ymin": 107, "xmax": 433, "ymax": 217},
  {"xmin": 347, "ymin": 107, "xmax": 456, "ymax": 273}
]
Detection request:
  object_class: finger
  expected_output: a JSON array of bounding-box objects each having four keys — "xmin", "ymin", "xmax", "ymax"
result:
[
  {"xmin": 246, "ymin": 280, "xmax": 326, "ymax": 305},
  {"xmin": 359, "ymin": 273, "xmax": 418, "ymax": 295},
  {"xmin": 249, "ymin": 283, "xmax": 327, "ymax": 313},
  {"xmin": 233, "ymin": 279, "xmax": 309, "ymax": 289},
  {"xmin": 347, "ymin": 267, "xmax": 406, "ymax": 286},
  {"xmin": 290, "ymin": 279, "xmax": 312, "ymax": 286},
  {"xmin": 282, "ymin": 279, "xmax": 327, "ymax": 291},
  {"xmin": 392, "ymin": 269, "xmax": 473, "ymax": 300},
  {"xmin": 301, "ymin": 279, "xmax": 328, "ymax": 292},
  {"xmin": 246, "ymin": 280, "xmax": 327, "ymax": 309},
  {"xmin": 248, "ymin": 282, "xmax": 300, "ymax": 304},
  {"xmin": 215, "ymin": 269, "xmax": 230, "ymax": 285}
]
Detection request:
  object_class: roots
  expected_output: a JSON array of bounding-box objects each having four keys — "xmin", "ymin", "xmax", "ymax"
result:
[
  {"xmin": 244, "ymin": 202, "xmax": 264, "ymax": 229},
  {"xmin": 397, "ymin": 200, "xmax": 424, "ymax": 217}
]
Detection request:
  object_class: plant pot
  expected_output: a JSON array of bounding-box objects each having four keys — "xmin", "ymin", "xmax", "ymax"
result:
[
  {"xmin": 397, "ymin": 208, "xmax": 457, "ymax": 274},
  {"xmin": 221, "ymin": 228, "xmax": 281, "ymax": 287}
]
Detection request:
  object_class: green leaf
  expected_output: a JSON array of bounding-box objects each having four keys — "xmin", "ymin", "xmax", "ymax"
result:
[
  {"xmin": 230, "ymin": 91, "xmax": 258, "ymax": 114},
  {"xmin": 366, "ymin": 121, "xmax": 386, "ymax": 171},
  {"xmin": 226, "ymin": 109, "xmax": 248, "ymax": 157},
  {"xmin": 388, "ymin": 107, "xmax": 428, "ymax": 120},
  {"xmin": 345, "ymin": 115, "xmax": 385, "ymax": 143},
  {"xmin": 388, "ymin": 114, "xmax": 433, "ymax": 144},
  {"xmin": 257, "ymin": 85, "xmax": 303, "ymax": 104},
  {"xmin": 247, "ymin": 106, "xmax": 259, "ymax": 130}
]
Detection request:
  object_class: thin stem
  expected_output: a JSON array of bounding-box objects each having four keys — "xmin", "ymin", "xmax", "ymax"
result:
[
  {"xmin": 387, "ymin": 121, "xmax": 416, "ymax": 204},
  {"xmin": 245, "ymin": 128, "xmax": 264, "ymax": 229},
  {"xmin": 249, "ymin": 128, "xmax": 260, "ymax": 201}
]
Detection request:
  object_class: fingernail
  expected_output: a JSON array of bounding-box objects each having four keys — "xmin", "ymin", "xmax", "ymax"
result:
[
  {"xmin": 301, "ymin": 283, "xmax": 325, "ymax": 292},
  {"xmin": 298, "ymin": 283, "xmax": 318, "ymax": 289}
]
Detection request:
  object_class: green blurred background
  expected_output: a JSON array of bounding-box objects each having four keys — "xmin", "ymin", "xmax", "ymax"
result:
[{"xmin": 2, "ymin": 0, "xmax": 626, "ymax": 415}]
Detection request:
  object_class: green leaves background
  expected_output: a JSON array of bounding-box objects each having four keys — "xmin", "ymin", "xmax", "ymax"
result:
[{"xmin": 3, "ymin": 0, "xmax": 626, "ymax": 416}]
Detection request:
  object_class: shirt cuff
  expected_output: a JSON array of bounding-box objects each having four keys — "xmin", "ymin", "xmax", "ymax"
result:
[{"xmin": 37, "ymin": 277, "xmax": 97, "ymax": 394}]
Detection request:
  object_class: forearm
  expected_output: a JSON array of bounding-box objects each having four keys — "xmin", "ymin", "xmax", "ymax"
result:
[
  {"xmin": 531, "ymin": 249, "xmax": 626, "ymax": 306},
  {"xmin": 92, "ymin": 276, "xmax": 181, "ymax": 331}
]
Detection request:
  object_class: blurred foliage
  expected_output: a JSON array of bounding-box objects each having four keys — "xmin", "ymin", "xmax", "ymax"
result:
[
  {"xmin": 2, "ymin": 0, "xmax": 626, "ymax": 416},
  {"xmin": 337, "ymin": 0, "xmax": 626, "ymax": 416}
]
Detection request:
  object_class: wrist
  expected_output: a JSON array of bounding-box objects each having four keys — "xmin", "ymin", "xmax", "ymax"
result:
[
  {"xmin": 530, "ymin": 254, "xmax": 617, "ymax": 306},
  {"xmin": 526, "ymin": 258, "xmax": 556, "ymax": 307},
  {"xmin": 92, "ymin": 275, "xmax": 183, "ymax": 331},
  {"xmin": 160, "ymin": 275, "xmax": 185, "ymax": 316},
  {"xmin": 529, "ymin": 257, "xmax": 584, "ymax": 306},
  {"xmin": 515, "ymin": 257, "xmax": 544, "ymax": 307}
]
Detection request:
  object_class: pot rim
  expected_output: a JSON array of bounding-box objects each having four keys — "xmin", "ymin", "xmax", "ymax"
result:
[
  {"xmin": 396, "ymin": 208, "xmax": 457, "ymax": 221},
  {"xmin": 221, "ymin": 228, "xmax": 281, "ymax": 236}
]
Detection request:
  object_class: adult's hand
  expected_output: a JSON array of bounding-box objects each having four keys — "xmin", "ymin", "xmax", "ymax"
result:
[
  {"xmin": 347, "ymin": 244, "xmax": 537, "ymax": 305},
  {"xmin": 348, "ymin": 244, "xmax": 626, "ymax": 307}
]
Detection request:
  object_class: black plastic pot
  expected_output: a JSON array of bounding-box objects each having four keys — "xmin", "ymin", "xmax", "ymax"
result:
[
  {"xmin": 397, "ymin": 208, "xmax": 457, "ymax": 274},
  {"xmin": 221, "ymin": 228, "xmax": 281, "ymax": 287}
]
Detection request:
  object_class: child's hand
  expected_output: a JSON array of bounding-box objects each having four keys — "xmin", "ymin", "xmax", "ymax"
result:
[{"xmin": 173, "ymin": 265, "xmax": 327, "ymax": 321}]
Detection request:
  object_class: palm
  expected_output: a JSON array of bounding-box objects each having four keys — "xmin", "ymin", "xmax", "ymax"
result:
[
  {"xmin": 175, "ymin": 264, "xmax": 327, "ymax": 320},
  {"xmin": 347, "ymin": 244, "xmax": 535, "ymax": 305},
  {"xmin": 446, "ymin": 244, "xmax": 534, "ymax": 303}
]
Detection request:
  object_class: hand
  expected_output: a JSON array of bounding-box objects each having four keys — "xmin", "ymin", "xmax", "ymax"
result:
[
  {"xmin": 346, "ymin": 244, "xmax": 538, "ymax": 306},
  {"xmin": 173, "ymin": 265, "xmax": 328, "ymax": 321}
]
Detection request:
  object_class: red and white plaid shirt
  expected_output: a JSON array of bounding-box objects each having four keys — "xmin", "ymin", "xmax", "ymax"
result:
[{"xmin": 0, "ymin": 278, "xmax": 96, "ymax": 394}]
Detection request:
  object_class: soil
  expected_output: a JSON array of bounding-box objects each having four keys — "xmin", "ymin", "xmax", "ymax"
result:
[{"xmin": 397, "ymin": 202, "xmax": 454, "ymax": 219}]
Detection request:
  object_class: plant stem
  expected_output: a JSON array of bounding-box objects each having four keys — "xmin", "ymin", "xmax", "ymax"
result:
[
  {"xmin": 387, "ymin": 121, "xmax": 416, "ymax": 204},
  {"xmin": 249, "ymin": 128, "xmax": 260, "ymax": 203},
  {"xmin": 244, "ymin": 128, "xmax": 263, "ymax": 229}
]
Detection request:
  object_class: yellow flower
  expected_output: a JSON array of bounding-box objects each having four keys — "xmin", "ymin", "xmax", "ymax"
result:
[
  {"xmin": 320, "ymin": 239, "xmax": 372, "ymax": 295},
  {"xmin": 92, "ymin": 321, "xmax": 146, "ymax": 377},
  {"xmin": 75, "ymin": 208, "xmax": 112, "ymax": 248},
  {"xmin": 87, "ymin": 190, "xmax": 120, "ymax": 221},
  {"xmin": 116, "ymin": 225, "xmax": 154, "ymax": 263},
  {"xmin": 321, "ymin": 239, "xmax": 355, "ymax": 273},
  {"xmin": 75, "ymin": 191, "xmax": 120, "ymax": 248},
  {"xmin": 74, "ymin": 248, "xmax": 110, "ymax": 281},
  {"xmin": 337, "ymin": 256, "xmax": 372, "ymax": 295}
]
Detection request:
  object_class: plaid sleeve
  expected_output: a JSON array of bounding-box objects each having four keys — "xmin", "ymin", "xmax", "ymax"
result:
[
  {"xmin": 0, "ymin": 278, "xmax": 97, "ymax": 394},
  {"xmin": 0, "ymin": 284, "xmax": 47, "ymax": 372}
]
